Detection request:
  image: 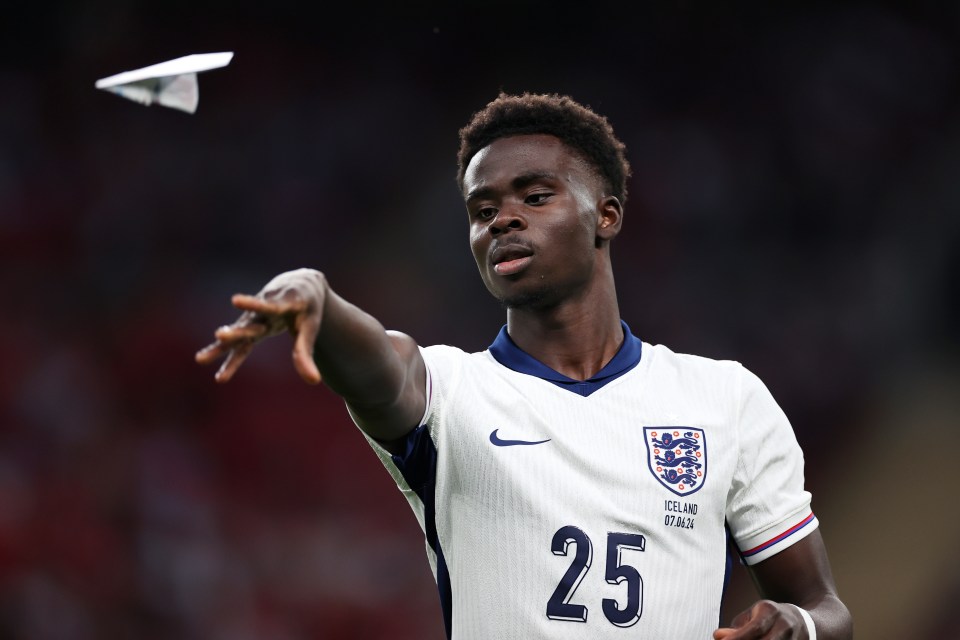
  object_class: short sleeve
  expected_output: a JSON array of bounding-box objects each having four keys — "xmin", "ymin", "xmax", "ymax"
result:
[{"xmin": 726, "ymin": 366, "xmax": 818, "ymax": 565}]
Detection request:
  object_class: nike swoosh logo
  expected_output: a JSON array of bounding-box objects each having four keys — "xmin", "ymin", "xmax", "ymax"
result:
[{"xmin": 489, "ymin": 429, "xmax": 551, "ymax": 447}]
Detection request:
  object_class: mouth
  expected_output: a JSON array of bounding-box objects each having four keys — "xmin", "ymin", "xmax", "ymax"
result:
[{"xmin": 490, "ymin": 243, "xmax": 534, "ymax": 276}]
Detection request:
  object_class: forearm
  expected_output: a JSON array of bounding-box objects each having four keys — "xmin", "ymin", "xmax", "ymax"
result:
[
  {"xmin": 801, "ymin": 593, "xmax": 853, "ymax": 640},
  {"xmin": 733, "ymin": 531, "xmax": 852, "ymax": 640},
  {"xmin": 314, "ymin": 283, "xmax": 408, "ymax": 404},
  {"xmin": 312, "ymin": 275, "xmax": 425, "ymax": 441}
]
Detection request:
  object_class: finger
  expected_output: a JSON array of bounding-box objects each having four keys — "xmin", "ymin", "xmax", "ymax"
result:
[
  {"xmin": 292, "ymin": 311, "xmax": 322, "ymax": 384},
  {"xmin": 730, "ymin": 608, "xmax": 755, "ymax": 627},
  {"xmin": 713, "ymin": 610, "xmax": 773, "ymax": 640},
  {"xmin": 726, "ymin": 615, "xmax": 774, "ymax": 639},
  {"xmin": 214, "ymin": 341, "xmax": 255, "ymax": 383},
  {"xmin": 710, "ymin": 626, "xmax": 758, "ymax": 640},
  {"xmin": 214, "ymin": 322, "xmax": 269, "ymax": 342},
  {"xmin": 197, "ymin": 320, "xmax": 267, "ymax": 367},
  {"xmin": 730, "ymin": 604, "xmax": 760, "ymax": 630},
  {"xmin": 232, "ymin": 293, "xmax": 307, "ymax": 316},
  {"xmin": 195, "ymin": 340, "xmax": 229, "ymax": 365}
]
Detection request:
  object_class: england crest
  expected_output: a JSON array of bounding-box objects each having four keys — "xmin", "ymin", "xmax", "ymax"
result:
[{"xmin": 644, "ymin": 427, "xmax": 707, "ymax": 497}]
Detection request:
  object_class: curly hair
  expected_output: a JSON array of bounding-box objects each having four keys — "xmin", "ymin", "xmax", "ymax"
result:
[{"xmin": 456, "ymin": 92, "xmax": 631, "ymax": 205}]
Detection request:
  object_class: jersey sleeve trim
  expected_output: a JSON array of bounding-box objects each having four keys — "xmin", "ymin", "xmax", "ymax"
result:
[
  {"xmin": 738, "ymin": 511, "xmax": 819, "ymax": 565},
  {"xmin": 416, "ymin": 352, "xmax": 434, "ymax": 428}
]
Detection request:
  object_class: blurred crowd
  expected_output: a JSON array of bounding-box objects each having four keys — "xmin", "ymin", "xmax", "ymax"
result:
[{"xmin": 1, "ymin": 2, "xmax": 958, "ymax": 638}]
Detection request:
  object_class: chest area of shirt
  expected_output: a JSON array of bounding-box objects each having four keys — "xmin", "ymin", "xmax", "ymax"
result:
[{"xmin": 440, "ymin": 377, "xmax": 738, "ymax": 507}]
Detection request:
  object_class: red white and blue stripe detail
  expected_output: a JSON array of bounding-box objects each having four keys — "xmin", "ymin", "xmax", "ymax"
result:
[{"xmin": 739, "ymin": 511, "xmax": 818, "ymax": 565}]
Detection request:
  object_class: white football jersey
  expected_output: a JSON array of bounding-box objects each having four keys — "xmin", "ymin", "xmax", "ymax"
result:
[{"xmin": 355, "ymin": 322, "xmax": 817, "ymax": 639}]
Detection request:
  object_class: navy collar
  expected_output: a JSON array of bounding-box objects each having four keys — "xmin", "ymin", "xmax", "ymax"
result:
[{"xmin": 487, "ymin": 320, "xmax": 643, "ymax": 397}]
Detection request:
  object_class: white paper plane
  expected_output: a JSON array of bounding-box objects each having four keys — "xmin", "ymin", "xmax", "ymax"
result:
[{"xmin": 95, "ymin": 52, "xmax": 234, "ymax": 114}]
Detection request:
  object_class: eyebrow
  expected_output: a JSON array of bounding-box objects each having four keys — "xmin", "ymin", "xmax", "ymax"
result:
[{"xmin": 465, "ymin": 170, "xmax": 558, "ymax": 202}]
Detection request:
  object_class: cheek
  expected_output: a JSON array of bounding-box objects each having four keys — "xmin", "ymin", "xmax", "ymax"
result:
[
  {"xmin": 550, "ymin": 217, "xmax": 593, "ymax": 252},
  {"xmin": 469, "ymin": 229, "xmax": 487, "ymax": 265}
]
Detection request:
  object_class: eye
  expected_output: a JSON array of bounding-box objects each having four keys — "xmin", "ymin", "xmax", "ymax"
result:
[
  {"xmin": 525, "ymin": 191, "xmax": 553, "ymax": 206},
  {"xmin": 475, "ymin": 206, "xmax": 498, "ymax": 220}
]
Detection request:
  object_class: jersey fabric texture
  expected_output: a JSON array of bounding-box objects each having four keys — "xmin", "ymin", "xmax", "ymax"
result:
[{"xmin": 354, "ymin": 321, "xmax": 818, "ymax": 639}]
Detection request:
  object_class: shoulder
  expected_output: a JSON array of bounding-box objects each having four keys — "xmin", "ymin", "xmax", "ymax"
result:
[
  {"xmin": 418, "ymin": 343, "xmax": 502, "ymax": 376},
  {"xmin": 643, "ymin": 341, "xmax": 746, "ymax": 382},
  {"xmin": 419, "ymin": 343, "xmax": 484, "ymax": 362},
  {"xmin": 644, "ymin": 343, "xmax": 788, "ymax": 414}
]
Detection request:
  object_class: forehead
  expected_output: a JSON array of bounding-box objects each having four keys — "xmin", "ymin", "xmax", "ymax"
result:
[{"xmin": 463, "ymin": 134, "xmax": 592, "ymax": 193}]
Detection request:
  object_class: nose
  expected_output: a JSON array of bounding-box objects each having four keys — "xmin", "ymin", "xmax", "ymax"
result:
[{"xmin": 489, "ymin": 205, "xmax": 526, "ymax": 237}]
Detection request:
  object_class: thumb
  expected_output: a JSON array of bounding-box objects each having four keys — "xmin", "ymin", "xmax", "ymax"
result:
[{"xmin": 292, "ymin": 312, "xmax": 322, "ymax": 384}]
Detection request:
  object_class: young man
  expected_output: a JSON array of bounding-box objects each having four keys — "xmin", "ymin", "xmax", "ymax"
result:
[{"xmin": 197, "ymin": 92, "xmax": 852, "ymax": 639}]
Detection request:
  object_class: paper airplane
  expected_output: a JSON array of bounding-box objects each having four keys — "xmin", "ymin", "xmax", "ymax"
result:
[{"xmin": 95, "ymin": 52, "xmax": 234, "ymax": 114}]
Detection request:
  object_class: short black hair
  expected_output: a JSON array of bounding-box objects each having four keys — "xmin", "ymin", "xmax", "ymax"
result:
[{"xmin": 456, "ymin": 92, "xmax": 631, "ymax": 205}]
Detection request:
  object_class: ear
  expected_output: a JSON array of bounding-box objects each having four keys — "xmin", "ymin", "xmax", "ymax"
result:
[{"xmin": 596, "ymin": 196, "xmax": 623, "ymax": 244}]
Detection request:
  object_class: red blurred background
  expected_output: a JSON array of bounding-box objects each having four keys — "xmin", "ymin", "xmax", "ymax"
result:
[{"xmin": 1, "ymin": 1, "xmax": 958, "ymax": 638}]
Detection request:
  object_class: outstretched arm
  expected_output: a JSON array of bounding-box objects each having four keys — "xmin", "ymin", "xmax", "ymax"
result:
[
  {"xmin": 714, "ymin": 529, "xmax": 852, "ymax": 639},
  {"xmin": 195, "ymin": 268, "xmax": 426, "ymax": 448}
]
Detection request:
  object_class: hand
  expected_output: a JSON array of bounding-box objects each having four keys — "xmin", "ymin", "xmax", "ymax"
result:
[
  {"xmin": 714, "ymin": 600, "xmax": 809, "ymax": 639},
  {"xmin": 195, "ymin": 268, "xmax": 327, "ymax": 384}
]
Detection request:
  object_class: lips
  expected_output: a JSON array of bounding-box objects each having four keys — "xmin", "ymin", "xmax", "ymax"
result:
[{"xmin": 490, "ymin": 243, "xmax": 534, "ymax": 276}]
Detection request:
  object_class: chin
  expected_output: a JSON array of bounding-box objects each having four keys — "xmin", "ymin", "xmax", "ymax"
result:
[{"xmin": 496, "ymin": 286, "xmax": 560, "ymax": 310}]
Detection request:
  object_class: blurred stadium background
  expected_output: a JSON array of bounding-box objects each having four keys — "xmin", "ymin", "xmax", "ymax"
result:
[{"xmin": 1, "ymin": 1, "xmax": 959, "ymax": 638}]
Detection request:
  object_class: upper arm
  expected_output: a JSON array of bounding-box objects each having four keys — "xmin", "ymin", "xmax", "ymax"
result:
[
  {"xmin": 345, "ymin": 330, "xmax": 427, "ymax": 449},
  {"xmin": 308, "ymin": 283, "xmax": 428, "ymax": 445}
]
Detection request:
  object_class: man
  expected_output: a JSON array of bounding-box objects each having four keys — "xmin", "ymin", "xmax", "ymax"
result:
[{"xmin": 197, "ymin": 92, "xmax": 852, "ymax": 639}]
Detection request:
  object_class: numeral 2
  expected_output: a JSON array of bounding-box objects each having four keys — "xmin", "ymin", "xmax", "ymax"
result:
[
  {"xmin": 546, "ymin": 526, "xmax": 593, "ymax": 622},
  {"xmin": 546, "ymin": 527, "xmax": 646, "ymax": 626}
]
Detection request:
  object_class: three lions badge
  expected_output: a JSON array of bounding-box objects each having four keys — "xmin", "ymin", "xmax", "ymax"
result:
[{"xmin": 644, "ymin": 427, "xmax": 707, "ymax": 496}]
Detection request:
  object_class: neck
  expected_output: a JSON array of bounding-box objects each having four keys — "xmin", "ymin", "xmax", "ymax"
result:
[{"xmin": 505, "ymin": 272, "xmax": 622, "ymax": 381}]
